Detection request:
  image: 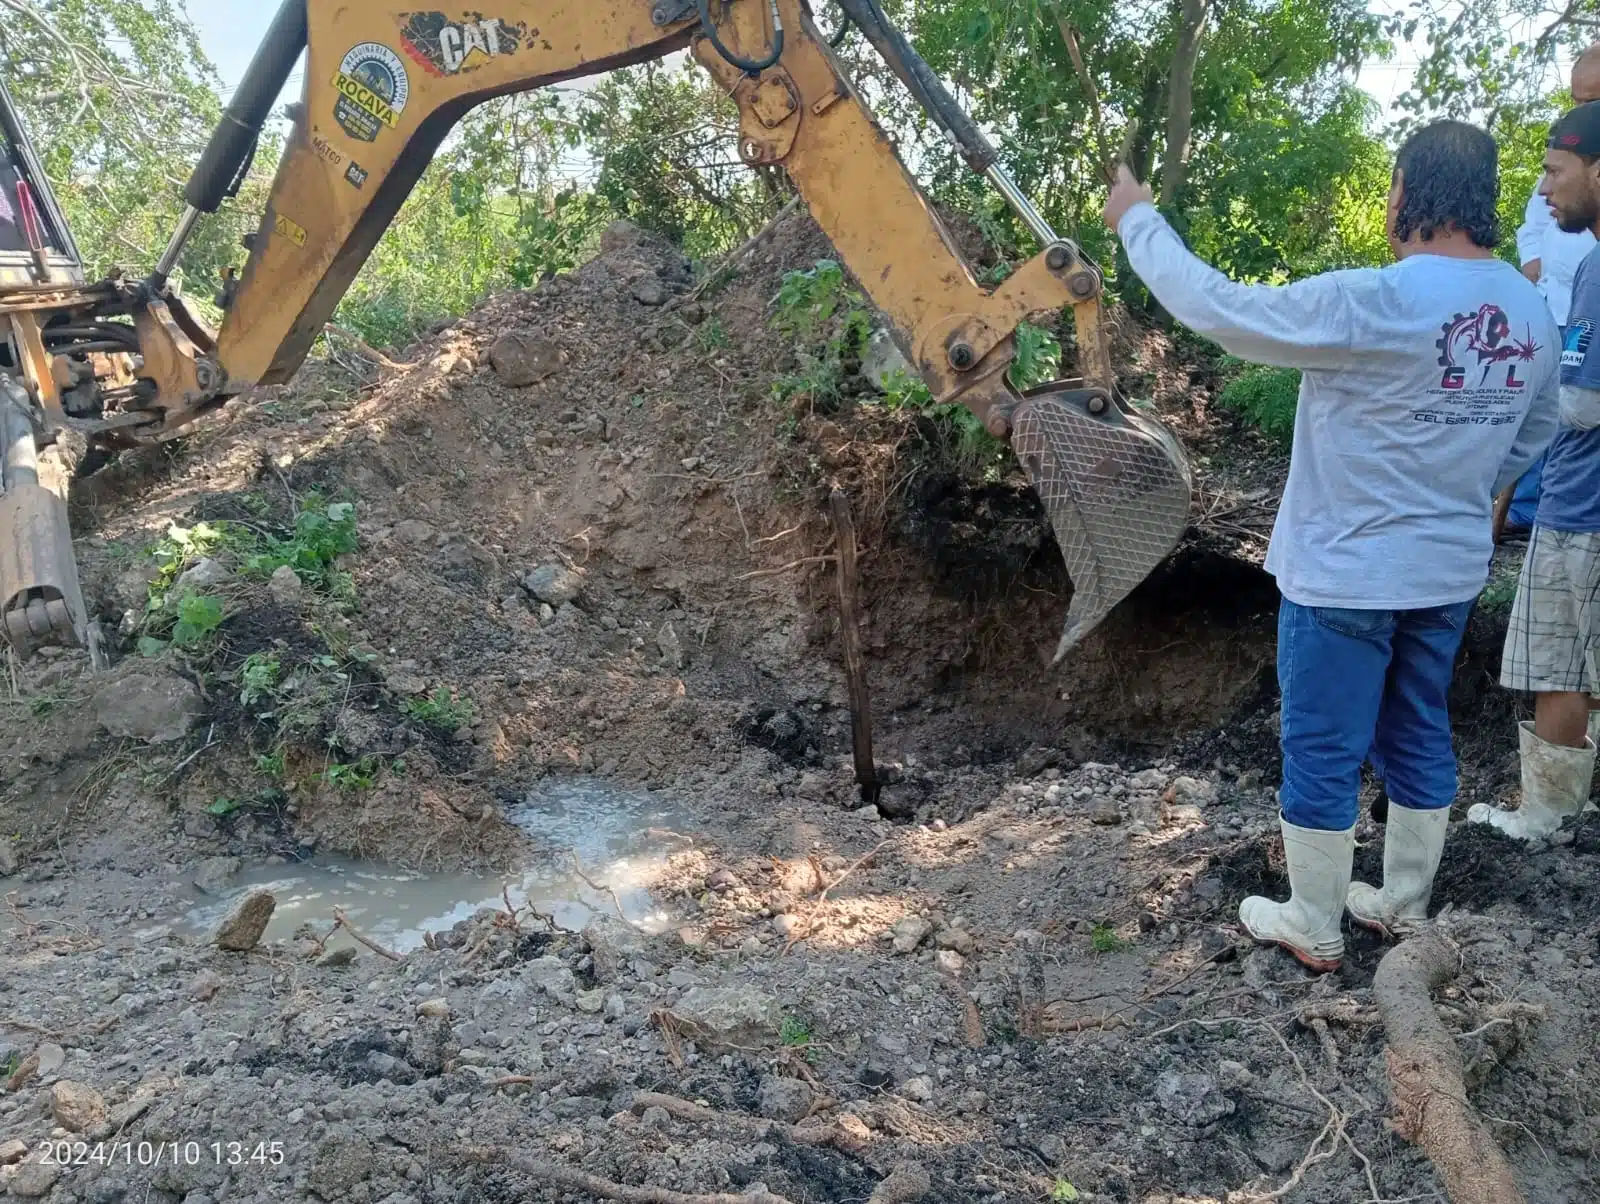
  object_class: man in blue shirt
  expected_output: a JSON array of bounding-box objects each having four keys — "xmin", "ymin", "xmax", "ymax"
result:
[{"xmin": 1474, "ymin": 102, "xmax": 1600, "ymax": 840}]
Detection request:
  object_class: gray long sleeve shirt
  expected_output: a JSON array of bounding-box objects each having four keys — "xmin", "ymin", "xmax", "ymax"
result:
[{"xmin": 1117, "ymin": 202, "xmax": 1560, "ymax": 609}]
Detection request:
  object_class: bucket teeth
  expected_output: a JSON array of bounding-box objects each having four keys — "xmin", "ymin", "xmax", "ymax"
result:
[{"xmin": 1011, "ymin": 390, "xmax": 1192, "ymax": 662}]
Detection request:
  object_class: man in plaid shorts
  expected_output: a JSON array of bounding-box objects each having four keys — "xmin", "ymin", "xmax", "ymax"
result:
[{"xmin": 1473, "ymin": 102, "xmax": 1600, "ymax": 840}]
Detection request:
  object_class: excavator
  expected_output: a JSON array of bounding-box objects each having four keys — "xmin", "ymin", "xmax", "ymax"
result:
[{"xmin": 0, "ymin": 0, "xmax": 1191, "ymax": 666}]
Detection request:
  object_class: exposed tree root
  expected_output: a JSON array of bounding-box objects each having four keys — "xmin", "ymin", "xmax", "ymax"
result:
[
  {"xmin": 460, "ymin": 1145, "xmax": 796, "ymax": 1204},
  {"xmin": 1373, "ymin": 927, "xmax": 1527, "ymax": 1204},
  {"xmin": 629, "ymin": 1090, "xmax": 869, "ymax": 1152}
]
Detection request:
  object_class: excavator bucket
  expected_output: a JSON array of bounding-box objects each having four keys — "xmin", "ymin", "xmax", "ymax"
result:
[{"xmin": 1011, "ymin": 388, "xmax": 1193, "ymax": 663}]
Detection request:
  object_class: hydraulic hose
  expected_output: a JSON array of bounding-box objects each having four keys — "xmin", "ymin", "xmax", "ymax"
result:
[{"xmin": 697, "ymin": 0, "xmax": 785, "ymax": 74}]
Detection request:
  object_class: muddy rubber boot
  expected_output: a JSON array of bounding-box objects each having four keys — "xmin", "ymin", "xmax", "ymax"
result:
[
  {"xmin": 1467, "ymin": 722, "xmax": 1594, "ymax": 841},
  {"xmin": 1238, "ymin": 819, "xmax": 1354, "ymax": 973},
  {"xmin": 1345, "ymin": 802, "xmax": 1450, "ymax": 938}
]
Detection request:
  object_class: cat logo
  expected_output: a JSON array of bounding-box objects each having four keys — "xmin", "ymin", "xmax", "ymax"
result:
[
  {"xmin": 399, "ymin": 12, "xmax": 528, "ymax": 77},
  {"xmin": 331, "ymin": 42, "xmax": 410, "ymax": 142}
]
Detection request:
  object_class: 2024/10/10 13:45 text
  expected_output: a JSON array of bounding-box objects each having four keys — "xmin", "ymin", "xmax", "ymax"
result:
[{"xmin": 41, "ymin": 1141, "xmax": 286, "ymax": 1166}]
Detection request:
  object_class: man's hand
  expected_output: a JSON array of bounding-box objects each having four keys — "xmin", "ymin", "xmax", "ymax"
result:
[
  {"xmin": 1102, "ymin": 165, "xmax": 1154, "ymax": 234},
  {"xmin": 1492, "ymin": 486, "xmax": 1514, "ymax": 545},
  {"xmin": 1521, "ymin": 258, "xmax": 1542, "ymax": 285}
]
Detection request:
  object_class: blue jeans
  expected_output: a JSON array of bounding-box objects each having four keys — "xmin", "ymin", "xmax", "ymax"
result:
[{"xmin": 1278, "ymin": 598, "xmax": 1473, "ymax": 831}]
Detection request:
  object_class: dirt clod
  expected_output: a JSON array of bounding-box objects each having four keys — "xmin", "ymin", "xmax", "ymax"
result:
[{"xmin": 50, "ymin": 1080, "xmax": 106, "ymax": 1132}]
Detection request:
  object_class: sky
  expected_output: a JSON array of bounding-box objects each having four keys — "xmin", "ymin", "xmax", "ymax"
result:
[{"xmin": 186, "ymin": 0, "xmax": 1569, "ymax": 162}]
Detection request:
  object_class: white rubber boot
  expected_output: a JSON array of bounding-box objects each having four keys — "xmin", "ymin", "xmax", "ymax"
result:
[
  {"xmin": 1467, "ymin": 721, "xmax": 1595, "ymax": 841},
  {"xmin": 1239, "ymin": 819, "xmax": 1353, "ymax": 973},
  {"xmin": 1346, "ymin": 802, "xmax": 1450, "ymax": 938}
]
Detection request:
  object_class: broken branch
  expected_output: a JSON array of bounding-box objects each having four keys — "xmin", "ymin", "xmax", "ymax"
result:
[{"xmin": 331, "ymin": 909, "xmax": 403, "ymax": 962}]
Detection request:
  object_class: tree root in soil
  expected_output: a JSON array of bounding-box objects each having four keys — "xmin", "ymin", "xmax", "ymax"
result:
[
  {"xmin": 629, "ymin": 1090, "xmax": 870, "ymax": 1152},
  {"xmin": 459, "ymin": 1145, "xmax": 797, "ymax": 1204},
  {"xmin": 1373, "ymin": 927, "xmax": 1527, "ymax": 1204}
]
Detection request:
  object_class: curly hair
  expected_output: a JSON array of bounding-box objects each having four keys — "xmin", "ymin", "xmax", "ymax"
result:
[{"xmin": 1392, "ymin": 120, "xmax": 1500, "ymax": 248}]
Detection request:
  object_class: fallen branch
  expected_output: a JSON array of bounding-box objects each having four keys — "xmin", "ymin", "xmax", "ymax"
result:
[
  {"xmin": 331, "ymin": 909, "xmax": 403, "ymax": 962},
  {"xmin": 685, "ymin": 196, "xmax": 802, "ymax": 300},
  {"xmin": 629, "ymin": 1091, "xmax": 866, "ymax": 1151},
  {"xmin": 322, "ymin": 322, "xmax": 411, "ymax": 372},
  {"xmin": 460, "ymin": 1144, "xmax": 796, "ymax": 1204},
  {"xmin": 1373, "ymin": 927, "xmax": 1527, "ymax": 1204},
  {"xmin": 571, "ymin": 850, "xmax": 629, "ymax": 919}
]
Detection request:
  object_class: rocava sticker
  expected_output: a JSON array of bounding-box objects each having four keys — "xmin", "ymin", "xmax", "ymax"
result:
[
  {"xmin": 332, "ymin": 42, "xmax": 410, "ymax": 142},
  {"xmin": 399, "ymin": 12, "xmax": 529, "ymax": 76}
]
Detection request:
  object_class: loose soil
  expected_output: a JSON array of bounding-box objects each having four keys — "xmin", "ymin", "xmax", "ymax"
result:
[{"xmin": 0, "ymin": 212, "xmax": 1594, "ymax": 1204}]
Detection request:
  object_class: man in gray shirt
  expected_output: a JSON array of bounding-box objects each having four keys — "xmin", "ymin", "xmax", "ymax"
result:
[{"xmin": 1105, "ymin": 123, "xmax": 1558, "ymax": 970}]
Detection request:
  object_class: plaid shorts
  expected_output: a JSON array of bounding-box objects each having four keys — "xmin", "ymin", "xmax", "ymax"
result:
[{"xmin": 1501, "ymin": 526, "xmax": 1600, "ymax": 693}]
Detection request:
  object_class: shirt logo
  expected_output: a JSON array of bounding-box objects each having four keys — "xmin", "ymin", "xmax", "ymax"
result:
[
  {"xmin": 1563, "ymin": 319, "xmax": 1593, "ymax": 370},
  {"xmin": 1435, "ymin": 305, "xmax": 1540, "ymax": 390}
]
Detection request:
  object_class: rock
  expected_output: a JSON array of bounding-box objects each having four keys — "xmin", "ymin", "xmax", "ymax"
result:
[
  {"xmin": 861, "ymin": 327, "xmax": 913, "ymax": 390},
  {"xmin": 1154, "ymin": 1070, "xmax": 1234, "ymax": 1126},
  {"xmin": 214, "ymin": 890, "xmax": 275, "ymax": 952},
  {"xmin": 522, "ymin": 563, "xmax": 584, "ymax": 606},
  {"xmin": 857, "ymin": 1063, "xmax": 894, "ymax": 1090},
  {"xmin": 1129, "ymin": 768, "xmax": 1168, "ymax": 792},
  {"xmin": 35, "ymin": 1044, "xmax": 64, "ymax": 1077},
  {"xmin": 631, "ymin": 277, "xmax": 667, "ymax": 306},
  {"xmin": 189, "ymin": 970, "xmax": 222, "ymax": 1001},
  {"xmin": 417, "ymin": 998, "xmax": 450, "ymax": 1018},
  {"xmin": 0, "ymin": 1140, "xmax": 25, "ymax": 1165},
  {"xmin": 871, "ymin": 1163, "xmax": 932, "ymax": 1204},
  {"xmin": 891, "ymin": 916, "xmax": 933, "ymax": 954},
  {"xmin": 317, "ymin": 946, "xmax": 357, "ymax": 968},
  {"xmin": 604, "ymin": 994, "xmax": 627, "ymax": 1022},
  {"xmin": 671, "ymin": 986, "xmax": 781, "ymax": 1046},
  {"xmin": 1216, "ymin": 1059, "xmax": 1254, "ymax": 1091},
  {"xmin": 874, "ymin": 1033, "xmax": 909, "ymax": 1056},
  {"xmin": 758, "ymin": 1075, "xmax": 815, "ymax": 1123},
  {"xmin": 7, "ymin": 1158, "xmax": 60, "ymax": 1198},
  {"xmin": 174, "ymin": 557, "xmax": 230, "ymax": 592},
  {"xmin": 936, "ymin": 950, "xmax": 965, "ymax": 975},
  {"xmin": 487, "ymin": 330, "xmax": 563, "ymax": 387},
  {"xmin": 93, "ymin": 672, "xmax": 203, "ymax": 743},
  {"xmin": 1091, "ymin": 805, "xmax": 1123, "ymax": 826},
  {"xmin": 641, "ymin": 1105, "xmax": 671, "ymax": 1129},
  {"xmin": 705, "ymin": 867, "xmax": 741, "ymax": 893},
  {"xmin": 584, "ymin": 916, "xmax": 648, "ymax": 983},
  {"xmin": 526, "ymin": 956, "xmax": 576, "ymax": 997},
  {"xmin": 934, "ymin": 927, "xmax": 975, "ymax": 956},
  {"xmin": 51, "ymin": 1080, "xmax": 106, "ymax": 1132},
  {"xmin": 1169, "ymin": 776, "xmax": 1218, "ymax": 806},
  {"xmin": 409, "ymin": 1016, "xmax": 454, "ymax": 1075},
  {"xmin": 393, "ymin": 519, "xmax": 437, "ymax": 545},
  {"xmin": 657, "ymin": 622, "xmax": 686, "ymax": 670},
  {"xmin": 364, "ymin": 1051, "xmax": 417, "ymax": 1084},
  {"xmin": 551, "ymin": 1095, "xmax": 608, "ymax": 1119},
  {"xmin": 307, "ymin": 1133, "xmax": 375, "ymax": 1199},
  {"xmin": 191, "ymin": 856, "xmax": 242, "ymax": 895},
  {"xmin": 0, "ymin": 842, "xmax": 15, "ymax": 877},
  {"xmin": 772, "ymin": 914, "xmax": 801, "ymax": 937},
  {"xmin": 900, "ymin": 1075, "xmax": 935, "ymax": 1104},
  {"xmin": 575, "ymin": 989, "xmax": 605, "ymax": 1014},
  {"xmin": 1036, "ymin": 1134, "xmax": 1067, "ymax": 1164},
  {"xmin": 268, "ymin": 565, "xmax": 304, "ymax": 607}
]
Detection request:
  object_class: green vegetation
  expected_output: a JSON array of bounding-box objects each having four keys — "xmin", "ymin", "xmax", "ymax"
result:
[
  {"xmin": 239, "ymin": 652, "xmax": 282, "ymax": 708},
  {"xmin": 778, "ymin": 1014, "xmax": 819, "ymax": 1064},
  {"xmin": 1091, "ymin": 922, "xmax": 1129, "ymax": 954},
  {"xmin": 771, "ymin": 259, "xmax": 873, "ymax": 412},
  {"xmin": 241, "ymin": 499, "xmax": 359, "ymax": 598},
  {"xmin": 402, "ymin": 687, "xmax": 476, "ymax": 734},
  {"xmin": 1217, "ymin": 363, "xmax": 1301, "ymax": 444},
  {"xmin": 1051, "ymin": 1181, "xmax": 1081, "ymax": 1202},
  {"xmin": 254, "ymin": 749, "xmax": 286, "ymax": 780}
]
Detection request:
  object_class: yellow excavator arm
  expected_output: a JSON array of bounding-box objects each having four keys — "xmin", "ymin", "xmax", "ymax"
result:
[{"xmin": 0, "ymin": 0, "xmax": 1191, "ymax": 662}]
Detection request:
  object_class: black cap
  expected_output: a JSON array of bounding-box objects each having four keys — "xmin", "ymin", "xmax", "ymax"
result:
[{"xmin": 1549, "ymin": 101, "xmax": 1600, "ymax": 155}]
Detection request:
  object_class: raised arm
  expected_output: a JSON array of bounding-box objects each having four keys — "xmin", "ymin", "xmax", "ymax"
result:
[{"xmin": 1517, "ymin": 181, "xmax": 1549, "ymax": 286}]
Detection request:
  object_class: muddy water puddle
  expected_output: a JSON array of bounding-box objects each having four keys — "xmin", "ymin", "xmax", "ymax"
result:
[{"xmin": 179, "ymin": 779, "xmax": 690, "ymax": 953}]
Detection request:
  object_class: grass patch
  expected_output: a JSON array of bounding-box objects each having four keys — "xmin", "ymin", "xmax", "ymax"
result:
[
  {"xmin": 1090, "ymin": 922, "xmax": 1129, "ymax": 954},
  {"xmin": 778, "ymin": 1013, "xmax": 818, "ymax": 1064},
  {"xmin": 771, "ymin": 259, "xmax": 871, "ymax": 412},
  {"xmin": 401, "ymin": 686, "xmax": 475, "ymax": 733},
  {"xmin": 1217, "ymin": 359, "xmax": 1299, "ymax": 443}
]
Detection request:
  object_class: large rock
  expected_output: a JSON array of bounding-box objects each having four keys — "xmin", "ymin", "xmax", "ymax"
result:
[
  {"xmin": 671, "ymin": 986, "xmax": 781, "ymax": 1046},
  {"xmin": 174, "ymin": 557, "xmax": 230, "ymax": 592},
  {"xmin": 307, "ymin": 1133, "xmax": 374, "ymax": 1200},
  {"xmin": 191, "ymin": 856, "xmax": 242, "ymax": 896},
  {"xmin": 214, "ymin": 890, "xmax": 275, "ymax": 952},
  {"xmin": 525, "ymin": 956, "xmax": 576, "ymax": 998},
  {"xmin": 408, "ymin": 1015, "xmax": 455, "ymax": 1076},
  {"xmin": 583, "ymin": 916, "xmax": 647, "ymax": 984},
  {"xmin": 1154, "ymin": 1070, "xmax": 1234, "ymax": 1126},
  {"xmin": 7, "ymin": 1157, "xmax": 60, "ymax": 1198},
  {"xmin": 522, "ymin": 563, "xmax": 584, "ymax": 606},
  {"xmin": 758, "ymin": 1075, "xmax": 814, "ymax": 1123},
  {"xmin": 487, "ymin": 330, "xmax": 563, "ymax": 387},
  {"xmin": 892, "ymin": 916, "xmax": 933, "ymax": 955},
  {"xmin": 267, "ymin": 565, "xmax": 303, "ymax": 607},
  {"xmin": 93, "ymin": 673, "xmax": 203, "ymax": 743},
  {"xmin": 51, "ymin": 1080, "xmax": 106, "ymax": 1132}
]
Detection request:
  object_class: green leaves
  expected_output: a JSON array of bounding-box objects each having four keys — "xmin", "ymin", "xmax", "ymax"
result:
[
  {"xmin": 401, "ymin": 687, "xmax": 476, "ymax": 734},
  {"xmin": 170, "ymin": 594, "xmax": 223, "ymax": 647}
]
